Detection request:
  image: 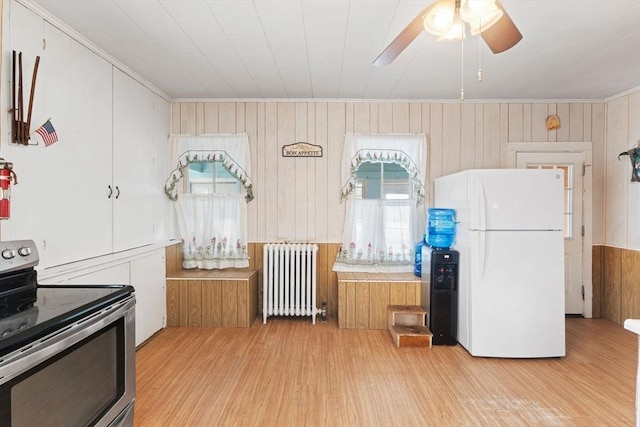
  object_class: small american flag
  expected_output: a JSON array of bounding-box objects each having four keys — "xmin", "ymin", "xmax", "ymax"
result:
[{"xmin": 36, "ymin": 120, "xmax": 58, "ymax": 146}]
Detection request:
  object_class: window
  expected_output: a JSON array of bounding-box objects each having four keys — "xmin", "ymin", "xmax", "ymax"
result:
[
  {"xmin": 350, "ymin": 162, "xmax": 413, "ymax": 258},
  {"xmin": 186, "ymin": 161, "xmax": 241, "ymax": 195},
  {"xmin": 526, "ymin": 164, "xmax": 573, "ymax": 238},
  {"xmin": 354, "ymin": 162, "xmax": 411, "ymax": 200},
  {"xmin": 336, "ymin": 133, "xmax": 427, "ymax": 270},
  {"xmin": 165, "ymin": 134, "xmax": 253, "ymax": 270}
]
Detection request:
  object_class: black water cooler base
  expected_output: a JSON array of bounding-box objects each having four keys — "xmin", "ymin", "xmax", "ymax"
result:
[{"xmin": 429, "ymin": 249, "xmax": 458, "ymax": 346}]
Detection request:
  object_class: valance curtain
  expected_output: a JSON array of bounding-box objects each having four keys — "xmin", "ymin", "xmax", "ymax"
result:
[
  {"xmin": 340, "ymin": 133, "xmax": 426, "ymax": 204},
  {"xmin": 165, "ymin": 134, "xmax": 253, "ymax": 201},
  {"xmin": 165, "ymin": 134, "xmax": 252, "ymax": 269},
  {"xmin": 335, "ymin": 133, "xmax": 427, "ymax": 272}
]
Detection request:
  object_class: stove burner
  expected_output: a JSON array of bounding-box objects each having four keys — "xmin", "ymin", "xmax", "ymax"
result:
[
  {"xmin": 0, "ymin": 285, "xmax": 37, "ymax": 318},
  {"xmin": 0, "ymin": 306, "xmax": 38, "ymax": 339},
  {"xmin": 0, "ymin": 267, "xmax": 37, "ymax": 318}
]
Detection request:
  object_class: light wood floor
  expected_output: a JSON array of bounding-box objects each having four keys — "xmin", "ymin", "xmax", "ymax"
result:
[{"xmin": 135, "ymin": 317, "xmax": 638, "ymax": 426}]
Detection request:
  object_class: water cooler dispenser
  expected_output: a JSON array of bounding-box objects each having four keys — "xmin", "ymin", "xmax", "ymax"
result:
[
  {"xmin": 429, "ymin": 249, "xmax": 458, "ymax": 345},
  {"xmin": 420, "ymin": 208, "xmax": 459, "ymax": 346}
]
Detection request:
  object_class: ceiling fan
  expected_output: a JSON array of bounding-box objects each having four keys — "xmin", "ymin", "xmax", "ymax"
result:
[{"xmin": 374, "ymin": 0, "xmax": 522, "ymax": 66}]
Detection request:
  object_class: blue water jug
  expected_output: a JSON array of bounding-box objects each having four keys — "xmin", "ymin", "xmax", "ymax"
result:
[
  {"xmin": 414, "ymin": 234, "xmax": 426, "ymax": 277},
  {"xmin": 427, "ymin": 208, "xmax": 456, "ymax": 249}
]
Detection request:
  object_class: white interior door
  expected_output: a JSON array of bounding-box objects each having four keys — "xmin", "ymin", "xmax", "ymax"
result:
[{"xmin": 516, "ymin": 152, "xmax": 585, "ymax": 314}]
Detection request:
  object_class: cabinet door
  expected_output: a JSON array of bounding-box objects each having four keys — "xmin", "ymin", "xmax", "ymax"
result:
[
  {"xmin": 112, "ymin": 69, "xmax": 170, "ymax": 252},
  {"xmin": 52, "ymin": 27, "xmax": 114, "ymax": 264},
  {"xmin": 130, "ymin": 251, "xmax": 166, "ymax": 345},
  {"xmin": 1, "ymin": 8, "xmax": 113, "ymax": 268}
]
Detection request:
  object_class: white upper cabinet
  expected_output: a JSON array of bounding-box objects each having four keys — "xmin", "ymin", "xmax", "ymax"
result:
[
  {"xmin": 1, "ymin": 2, "xmax": 170, "ymax": 268},
  {"xmin": 41, "ymin": 22, "xmax": 115, "ymax": 264},
  {"xmin": 112, "ymin": 69, "xmax": 170, "ymax": 252},
  {"xmin": 1, "ymin": 6, "xmax": 113, "ymax": 267}
]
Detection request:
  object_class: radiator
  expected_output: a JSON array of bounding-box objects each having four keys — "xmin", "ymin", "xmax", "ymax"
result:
[{"xmin": 263, "ymin": 243, "xmax": 319, "ymax": 324}]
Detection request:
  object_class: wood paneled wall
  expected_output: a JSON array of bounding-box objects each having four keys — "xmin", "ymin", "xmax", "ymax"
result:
[
  {"xmin": 593, "ymin": 245, "xmax": 640, "ymax": 324},
  {"xmin": 604, "ymin": 90, "xmax": 640, "ymax": 250},
  {"xmin": 592, "ymin": 245, "xmax": 604, "ymax": 319},
  {"xmin": 166, "ymin": 271, "xmax": 257, "ymax": 328},
  {"xmin": 170, "ymin": 100, "xmax": 605, "ymax": 244},
  {"xmin": 170, "ymin": 100, "xmax": 607, "ymax": 319},
  {"xmin": 337, "ymin": 272, "xmax": 421, "ymax": 329},
  {"xmin": 168, "ymin": 241, "xmax": 639, "ymax": 322},
  {"xmin": 166, "ymin": 241, "xmax": 341, "ymax": 319},
  {"xmin": 595, "ymin": 89, "xmax": 640, "ymax": 323}
]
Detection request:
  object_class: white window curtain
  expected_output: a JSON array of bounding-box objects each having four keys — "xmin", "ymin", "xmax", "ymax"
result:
[
  {"xmin": 165, "ymin": 134, "xmax": 252, "ymax": 270},
  {"xmin": 176, "ymin": 193, "xmax": 248, "ymax": 269},
  {"xmin": 335, "ymin": 133, "xmax": 427, "ymax": 272}
]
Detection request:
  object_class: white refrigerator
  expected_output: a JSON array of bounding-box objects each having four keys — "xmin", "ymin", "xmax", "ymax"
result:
[{"xmin": 434, "ymin": 169, "xmax": 565, "ymax": 358}]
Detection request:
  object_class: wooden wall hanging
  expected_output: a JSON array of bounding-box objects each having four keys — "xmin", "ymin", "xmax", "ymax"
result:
[
  {"xmin": 282, "ymin": 142, "xmax": 323, "ymax": 157},
  {"xmin": 12, "ymin": 51, "xmax": 40, "ymax": 145},
  {"xmin": 546, "ymin": 114, "xmax": 560, "ymax": 130}
]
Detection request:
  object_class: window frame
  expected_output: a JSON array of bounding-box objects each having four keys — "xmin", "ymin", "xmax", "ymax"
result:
[
  {"xmin": 182, "ymin": 160, "xmax": 242, "ymax": 196},
  {"xmin": 353, "ymin": 161, "xmax": 412, "ymax": 201}
]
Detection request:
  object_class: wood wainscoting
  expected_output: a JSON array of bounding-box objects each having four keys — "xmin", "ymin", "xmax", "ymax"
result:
[
  {"xmin": 166, "ymin": 241, "xmax": 342, "ymax": 322},
  {"xmin": 337, "ymin": 272, "xmax": 422, "ymax": 329},
  {"xmin": 593, "ymin": 245, "xmax": 640, "ymax": 324},
  {"xmin": 167, "ymin": 243, "xmax": 640, "ymax": 326},
  {"xmin": 166, "ymin": 270, "xmax": 258, "ymax": 327}
]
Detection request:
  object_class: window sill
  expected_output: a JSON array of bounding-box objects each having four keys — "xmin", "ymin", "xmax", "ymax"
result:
[{"xmin": 332, "ymin": 261, "xmax": 413, "ymax": 274}]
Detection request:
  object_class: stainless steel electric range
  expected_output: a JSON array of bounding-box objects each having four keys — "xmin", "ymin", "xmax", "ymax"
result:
[{"xmin": 0, "ymin": 240, "xmax": 136, "ymax": 427}]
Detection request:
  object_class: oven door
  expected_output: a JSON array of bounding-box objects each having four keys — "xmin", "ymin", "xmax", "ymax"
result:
[{"xmin": 0, "ymin": 296, "xmax": 135, "ymax": 427}]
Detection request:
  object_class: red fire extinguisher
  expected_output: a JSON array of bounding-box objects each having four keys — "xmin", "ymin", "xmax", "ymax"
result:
[{"xmin": 0, "ymin": 159, "xmax": 18, "ymax": 220}]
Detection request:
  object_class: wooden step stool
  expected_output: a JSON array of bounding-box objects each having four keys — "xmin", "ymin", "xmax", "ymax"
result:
[{"xmin": 387, "ymin": 305, "xmax": 432, "ymax": 348}]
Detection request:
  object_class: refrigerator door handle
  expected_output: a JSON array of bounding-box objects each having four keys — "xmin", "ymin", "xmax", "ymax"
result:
[
  {"xmin": 473, "ymin": 232, "xmax": 487, "ymax": 282},
  {"xmin": 472, "ymin": 180, "xmax": 487, "ymax": 231},
  {"xmin": 479, "ymin": 182, "xmax": 487, "ymax": 231}
]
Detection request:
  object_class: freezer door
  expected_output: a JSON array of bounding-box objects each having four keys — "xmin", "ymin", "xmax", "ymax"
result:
[
  {"xmin": 468, "ymin": 169, "xmax": 564, "ymax": 231},
  {"xmin": 466, "ymin": 229, "xmax": 565, "ymax": 358}
]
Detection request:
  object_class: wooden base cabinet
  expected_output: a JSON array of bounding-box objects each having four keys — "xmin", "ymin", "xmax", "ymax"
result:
[
  {"xmin": 337, "ymin": 272, "xmax": 421, "ymax": 330},
  {"xmin": 167, "ymin": 270, "xmax": 258, "ymax": 328}
]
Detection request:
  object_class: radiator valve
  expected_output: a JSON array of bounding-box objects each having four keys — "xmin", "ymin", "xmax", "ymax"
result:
[{"xmin": 320, "ymin": 302, "xmax": 327, "ymax": 323}]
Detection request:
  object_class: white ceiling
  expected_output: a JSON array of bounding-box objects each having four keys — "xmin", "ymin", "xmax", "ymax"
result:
[{"xmin": 26, "ymin": 0, "xmax": 640, "ymax": 101}]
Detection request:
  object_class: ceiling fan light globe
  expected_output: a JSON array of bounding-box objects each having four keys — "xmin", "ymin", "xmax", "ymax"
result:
[
  {"xmin": 469, "ymin": 7, "xmax": 503, "ymax": 35},
  {"xmin": 423, "ymin": 0, "xmax": 456, "ymax": 36},
  {"xmin": 437, "ymin": 15, "xmax": 466, "ymax": 42},
  {"xmin": 460, "ymin": 0, "xmax": 496, "ymax": 22}
]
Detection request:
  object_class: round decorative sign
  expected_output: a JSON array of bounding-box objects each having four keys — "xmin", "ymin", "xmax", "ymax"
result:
[{"xmin": 546, "ymin": 114, "xmax": 560, "ymax": 130}]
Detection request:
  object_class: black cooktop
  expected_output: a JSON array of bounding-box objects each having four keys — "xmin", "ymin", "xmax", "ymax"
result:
[
  {"xmin": 0, "ymin": 239, "xmax": 134, "ymax": 357},
  {"xmin": 0, "ymin": 284, "xmax": 134, "ymax": 357}
]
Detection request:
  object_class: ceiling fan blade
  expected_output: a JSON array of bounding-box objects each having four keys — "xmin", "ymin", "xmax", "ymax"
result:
[
  {"xmin": 373, "ymin": 4, "xmax": 436, "ymax": 66},
  {"xmin": 481, "ymin": 0, "xmax": 523, "ymax": 54}
]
